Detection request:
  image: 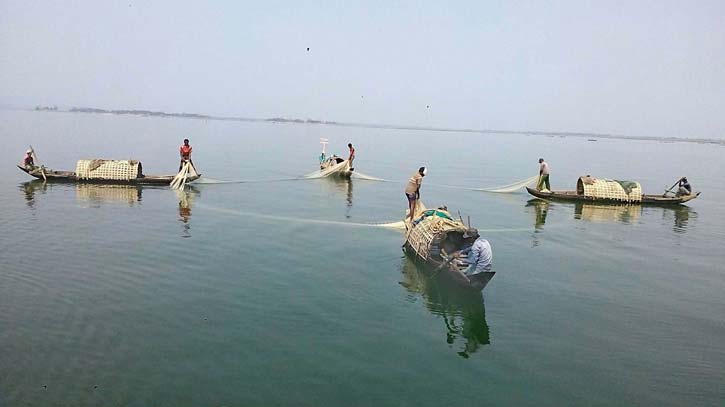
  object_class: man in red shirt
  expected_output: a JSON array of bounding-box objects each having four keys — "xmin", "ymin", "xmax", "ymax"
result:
[
  {"xmin": 179, "ymin": 139, "xmax": 194, "ymax": 171},
  {"xmin": 23, "ymin": 149, "xmax": 35, "ymax": 170}
]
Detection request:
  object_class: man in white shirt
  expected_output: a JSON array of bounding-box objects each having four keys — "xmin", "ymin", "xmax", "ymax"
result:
[{"xmin": 537, "ymin": 158, "xmax": 550, "ymax": 191}]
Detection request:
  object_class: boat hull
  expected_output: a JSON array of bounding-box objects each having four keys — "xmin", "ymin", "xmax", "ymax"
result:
[
  {"xmin": 403, "ymin": 245, "xmax": 496, "ymax": 291},
  {"xmin": 17, "ymin": 165, "xmax": 200, "ymax": 185},
  {"xmin": 526, "ymin": 187, "xmax": 699, "ymax": 205}
]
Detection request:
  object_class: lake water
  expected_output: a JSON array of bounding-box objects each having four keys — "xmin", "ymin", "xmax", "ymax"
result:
[{"xmin": 1, "ymin": 110, "xmax": 724, "ymax": 406}]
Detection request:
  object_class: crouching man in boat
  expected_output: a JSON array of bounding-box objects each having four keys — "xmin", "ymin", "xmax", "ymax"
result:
[
  {"xmin": 456, "ymin": 228, "xmax": 493, "ymax": 280},
  {"xmin": 23, "ymin": 150, "xmax": 36, "ymax": 171},
  {"xmin": 405, "ymin": 166, "xmax": 427, "ymax": 222},
  {"xmin": 179, "ymin": 138, "xmax": 196, "ymax": 171},
  {"xmin": 677, "ymin": 177, "xmax": 692, "ymax": 196}
]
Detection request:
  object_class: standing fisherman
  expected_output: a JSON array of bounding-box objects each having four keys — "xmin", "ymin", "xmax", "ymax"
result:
[
  {"xmin": 347, "ymin": 143, "xmax": 356, "ymax": 170},
  {"xmin": 179, "ymin": 139, "xmax": 195, "ymax": 171},
  {"xmin": 537, "ymin": 158, "xmax": 550, "ymax": 191},
  {"xmin": 405, "ymin": 166, "xmax": 427, "ymax": 221}
]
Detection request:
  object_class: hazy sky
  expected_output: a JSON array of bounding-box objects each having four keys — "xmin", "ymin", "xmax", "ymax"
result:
[{"xmin": 1, "ymin": 1, "xmax": 723, "ymax": 139}]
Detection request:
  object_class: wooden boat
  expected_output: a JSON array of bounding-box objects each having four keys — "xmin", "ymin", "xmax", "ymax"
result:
[
  {"xmin": 403, "ymin": 203, "xmax": 495, "ymax": 291},
  {"xmin": 319, "ymin": 155, "xmax": 353, "ymax": 178},
  {"xmin": 316, "ymin": 138, "xmax": 353, "ymax": 178},
  {"xmin": 526, "ymin": 176, "xmax": 699, "ymax": 205},
  {"xmin": 526, "ymin": 187, "xmax": 699, "ymax": 205},
  {"xmin": 17, "ymin": 160, "xmax": 200, "ymax": 185}
]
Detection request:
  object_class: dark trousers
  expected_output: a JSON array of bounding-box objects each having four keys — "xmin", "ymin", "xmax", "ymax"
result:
[{"xmin": 537, "ymin": 174, "xmax": 550, "ymax": 191}]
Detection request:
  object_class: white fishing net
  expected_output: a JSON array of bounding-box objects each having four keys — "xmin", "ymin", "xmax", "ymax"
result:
[{"xmin": 471, "ymin": 176, "xmax": 538, "ymax": 193}]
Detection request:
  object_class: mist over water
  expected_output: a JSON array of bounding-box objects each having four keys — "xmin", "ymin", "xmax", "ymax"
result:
[{"xmin": 1, "ymin": 110, "xmax": 724, "ymax": 406}]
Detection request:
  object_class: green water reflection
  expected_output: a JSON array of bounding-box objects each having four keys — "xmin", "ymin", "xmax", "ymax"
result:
[{"xmin": 399, "ymin": 257, "xmax": 490, "ymax": 359}]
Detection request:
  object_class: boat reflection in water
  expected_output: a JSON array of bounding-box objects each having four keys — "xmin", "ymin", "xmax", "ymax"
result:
[
  {"xmin": 21, "ymin": 180, "xmax": 200, "ymax": 237},
  {"xmin": 656, "ymin": 205, "xmax": 697, "ymax": 234},
  {"xmin": 574, "ymin": 201, "xmax": 641, "ymax": 224},
  {"xmin": 75, "ymin": 183, "xmax": 143, "ymax": 207},
  {"xmin": 322, "ymin": 176, "xmax": 353, "ymax": 218},
  {"xmin": 20, "ymin": 180, "xmax": 49, "ymax": 209},
  {"xmin": 399, "ymin": 257, "xmax": 490, "ymax": 358},
  {"xmin": 526, "ymin": 199, "xmax": 695, "ymax": 233},
  {"xmin": 526, "ymin": 199, "xmax": 549, "ymax": 231},
  {"xmin": 175, "ymin": 189, "xmax": 198, "ymax": 238}
]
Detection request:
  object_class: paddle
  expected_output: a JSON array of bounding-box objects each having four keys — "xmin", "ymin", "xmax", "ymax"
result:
[
  {"xmin": 663, "ymin": 178, "xmax": 681, "ymax": 197},
  {"xmin": 28, "ymin": 145, "xmax": 46, "ymax": 181},
  {"xmin": 428, "ymin": 253, "xmax": 457, "ymax": 280}
]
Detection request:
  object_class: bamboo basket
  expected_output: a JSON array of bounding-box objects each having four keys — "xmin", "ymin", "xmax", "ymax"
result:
[
  {"xmin": 406, "ymin": 213, "xmax": 467, "ymax": 261},
  {"xmin": 75, "ymin": 159, "xmax": 141, "ymax": 180},
  {"xmin": 577, "ymin": 176, "xmax": 642, "ymax": 202}
]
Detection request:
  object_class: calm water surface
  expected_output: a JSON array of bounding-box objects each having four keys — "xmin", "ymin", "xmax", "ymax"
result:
[{"xmin": 1, "ymin": 110, "xmax": 724, "ymax": 406}]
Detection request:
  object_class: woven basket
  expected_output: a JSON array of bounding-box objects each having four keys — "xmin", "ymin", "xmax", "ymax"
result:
[
  {"xmin": 75, "ymin": 159, "xmax": 140, "ymax": 180},
  {"xmin": 407, "ymin": 213, "xmax": 466, "ymax": 261},
  {"xmin": 577, "ymin": 176, "xmax": 642, "ymax": 202}
]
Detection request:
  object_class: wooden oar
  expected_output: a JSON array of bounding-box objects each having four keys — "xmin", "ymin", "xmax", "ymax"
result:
[
  {"xmin": 663, "ymin": 178, "xmax": 681, "ymax": 197},
  {"xmin": 428, "ymin": 254, "xmax": 456, "ymax": 280}
]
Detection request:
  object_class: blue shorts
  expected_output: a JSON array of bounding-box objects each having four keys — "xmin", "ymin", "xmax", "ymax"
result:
[{"xmin": 405, "ymin": 192, "xmax": 417, "ymax": 201}]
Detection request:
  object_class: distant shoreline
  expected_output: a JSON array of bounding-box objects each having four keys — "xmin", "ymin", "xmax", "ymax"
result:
[{"xmin": 14, "ymin": 105, "xmax": 725, "ymax": 146}]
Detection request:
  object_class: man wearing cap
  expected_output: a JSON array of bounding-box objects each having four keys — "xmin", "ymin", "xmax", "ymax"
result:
[
  {"xmin": 537, "ymin": 158, "xmax": 550, "ymax": 191},
  {"xmin": 457, "ymin": 229, "xmax": 493, "ymax": 276},
  {"xmin": 405, "ymin": 166, "xmax": 426, "ymax": 221},
  {"xmin": 677, "ymin": 177, "xmax": 692, "ymax": 196}
]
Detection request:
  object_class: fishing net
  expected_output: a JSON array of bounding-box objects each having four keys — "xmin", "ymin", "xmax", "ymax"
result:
[
  {"xmin": 472, "ymin": 176, "xmax": 538, "ymax": 193},
  {"xmin": 75, "ymin": 159, "xmax": 140, "ymax": 180},
  {"xmin": 303, "ymin": 159, "xmax": 350, "ymax": 179},
  {"xmin": 170, "ymin": 162, "xmax": 199, "ymax": 190}
]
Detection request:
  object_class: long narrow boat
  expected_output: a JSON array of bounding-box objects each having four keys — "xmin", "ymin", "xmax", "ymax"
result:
[
  {"xmin": 526, "ymin": 187, "xmax": 699, "ymax": 205},
  {"xmin": 403, "ymin": 203, "xmax": 495, "ymax": 291},
  {"xmin": 17, "ymin": 159, "xmax": 200, "ymax": 185},
  {"xmin": 526, "ymin": 176, "xmax": 699, "ymax": 205}
]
